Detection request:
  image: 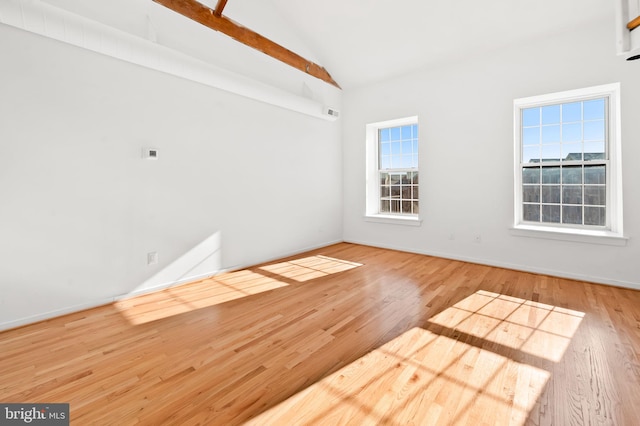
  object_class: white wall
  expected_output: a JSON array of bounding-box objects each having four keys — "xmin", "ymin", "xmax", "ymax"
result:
[
  {"xmin": 0, "ymin": 23, "xmax": 342, "ymax": 329},
  {"xmin": 0, "ymin": 0, "xmax": 338, "ymax": 120},
  {"xmin": 343, "ymin": 18, "xmax": 640, "ymax": 289}
]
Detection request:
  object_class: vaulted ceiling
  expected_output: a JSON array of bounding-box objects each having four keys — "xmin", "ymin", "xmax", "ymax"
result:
[
  {"xmin": 264, "ymin": 0, "xmax": 613, "ymax": 88},
  {"xmin": 37, "ymin": 0, "xmax": 613, "ymax": 90}
]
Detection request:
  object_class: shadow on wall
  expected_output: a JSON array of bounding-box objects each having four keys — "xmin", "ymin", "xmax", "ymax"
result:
[
  {"xmin": 127, "ymin": 231, "xmax": 223, "ymax": 298},
  {"xmin": 115, "ymin": 252, "xmax": 363, "ymax": 325}
]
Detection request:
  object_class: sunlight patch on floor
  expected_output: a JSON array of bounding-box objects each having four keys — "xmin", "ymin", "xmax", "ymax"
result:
[
  {"xmin": 246, "ymin": 290, "xmax": 585, "ymax": 425},
  {"xmin": 258, "ymin": 255, "xmax": 362, "ymax": 282},
  {"xmin": 115, "ymin": 255, "xmax": 361, "ymax": 324},
  {"xmin": 246, "ymin": 325, "xmax": 551, "ymax": 425},
  {"xmin": 428, "ymin": 290, "xmax": 584, "ymax": 362}
]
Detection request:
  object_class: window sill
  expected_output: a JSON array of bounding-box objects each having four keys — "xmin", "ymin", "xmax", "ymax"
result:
[
  {"xmin": 509, "ymin": 225, "xmax": 628, "ymax": 246},
  {"xmin": 364, "ymin": 215, "xmax": 422, "ymax": 227}
]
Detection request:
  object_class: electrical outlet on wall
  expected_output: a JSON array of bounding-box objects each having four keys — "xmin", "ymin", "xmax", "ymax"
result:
[{"xmin": 147, "ymin": 251, "xmax": 158, "ymax": 265}]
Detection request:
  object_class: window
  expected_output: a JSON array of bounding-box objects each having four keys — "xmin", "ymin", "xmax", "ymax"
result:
[
  {"xmin": 366, "ymin": 116, "xmax": 421, "ymax": 225},
  {"xmin": 513, "ymin": 84, "xmax": 624, "ymax": 242}
]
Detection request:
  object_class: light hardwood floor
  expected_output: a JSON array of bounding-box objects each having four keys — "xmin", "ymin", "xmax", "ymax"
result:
[{"xmin": 1, "ymin": 243, "xmax": 639, "ymax": 425}]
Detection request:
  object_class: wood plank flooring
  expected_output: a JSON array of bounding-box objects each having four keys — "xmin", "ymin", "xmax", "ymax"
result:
[{"xmin": 1, "ymin": 243, "xmax": 640, "ymax": 425}]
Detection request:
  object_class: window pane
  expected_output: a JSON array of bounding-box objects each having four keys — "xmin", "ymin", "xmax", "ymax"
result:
[
  {"xmin": 410, "ymin": 171, "xmax": 419, "ymax": 184},
  {"xmin": 542, "ymin": 125, "xmax": 560, "ymax": 143},
  {"xmin": 562, "ymin": 205, "xmax": 582, "ymax": 224},
  {"xmin": 380, "ymin": 200, "xmax": 390, "ymax": 213},
  {"xmin": 412, "ymin": 186, "xmax": 419, "ymax": 199},
  {"xmin": 391, "ymin": 156, "xmax": 402, "ymax": 168},
  {"xmin": 523, "ymin": 108, "xmax": 540, "ymax": 126},
  {"xmin": 401, "ymin": 156, "xmax": 413, "ymax": 168},
  {"xmin": 584, "ymin": 120, "xmax": 605, "ymax": 141},
  {"xmin": 542, "ymin": 167, "xmax": 560, "ymax": 184},
  {"xmin": 523, "ymin": 186, "xmax": 540, "ymax": 203},
  {"xmin": 380, "ymin": 186, "xmax": 390, "ymax": 197},
  {"xmin": 542, "ymin": 186, "xmax": 560, "ymax": 203},
  {"xmin": 380, "ymin": 142, "xmax": 391, "ymax": 155},
  {"xmin": 562, "ymin": 123, "xmax": 582, "ymax": 142},
  {"xmin": 390, "ymin": 127, "xmax": 401, "ymax": 141},
  {"xmin": 412, "ymin": 201, "xmax": 419, "ymax": 215},
  {"xmin": 584, "ymin": 98, "xmax": 605, "ymax": 120},
  {"xmin": 390, "ymin": 200, "xmax": 400, "ymax": 213},
  {"xmin": 562, "ymin": 143, "xmax": 582, "ymax": 161},
  {"xmin": 402, "ymin": 201, "xmax": 412, "ymax": 213},
  {"xmin": 523, "ymin": 146, "xmax": 540, "ymax": 163},
  {"xmin": 562, "ymin": 102, "xmax": 582, "ymax": 122},
  {"xmin": 412, "ymin": 154, "xmax": 419, "ymax": 168},
  {"xmin": 402, "ymin": 141, "xmax": 412, "ymax": 154},
  {"xmin": 563, "ymin": 186, "xmax": 582, "ymax": 204},
  {"xmin": 380, "ymin": 128, "xmax": 390, "ymax": 142},
  {"xmin": 412, "ymin": 140, "xmax": 419, "ymax": 152},
  {"xmin": 391, "ymin": 141, "xmax": 401, "ymax": 154},
  {"xmin": 542, "ymin": 204, "xmax": 561, "ymax": 223},
  {"xmin": 390, "ymin": 185, "xmax": 401, "ymax": 197},
  {"xmin": 584, "ymin": 186, "xmax": 605, "ymax": 206},
  {"xmin": 584, "ymin": 165, "xmax": 605, "ymax": 184},
  {"xmin": 401, "ymin": 126, "xmax": 412, "ymax": 140},
  {"xmin": 402, "ymin": 185, "xmax": 412, "ymax": 199},
  {"xmin": 584, "ymin": 206, "xmax": 605, "ymax": 226},
  {"xmin": 412, "ymin": 124, "xmax": 418, "ymax": 138},
  {"xmin": 583, "ymin": 141, "xmax": 605, "ymax": 160},
  {"xmin": 584, "ymin": 153, "xmax": 604, "ymax": 161},
  {"xmin": 541, "ymin": 144, "xmax": 561, "ymax": 162},
  {"xmin": 542, "ymin": 105, "xmax": 560, "ymax": 124},
  {"xmin": 523, "ymin": 127, "xmax": 540, "ymax": 145},
  {"xmin": 380, "ymin": 156, "xmax": 390, "ymax": 169},
  {"xmin": 562, "ymin": 166, "xmax": 582, "ymax": 184},
  {"xmin": 523, "ymin": 168, "xmax": 540, "ymax": 184},
  {"xmin": 380, "ymin": 172, "xmax": 389, "ymax": 185},
  {"xmin": 523, "ymin": 204, "xmax": 540, "ymax": 221}
]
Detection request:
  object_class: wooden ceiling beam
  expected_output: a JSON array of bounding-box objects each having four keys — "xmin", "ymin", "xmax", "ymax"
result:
[
  {"xmin": 153, "ymin": 0, "xmax": 340, "ymax": 88},
  {"xmin": 213, "ymin": 0, "xmax": 228, "ymax": 17}
]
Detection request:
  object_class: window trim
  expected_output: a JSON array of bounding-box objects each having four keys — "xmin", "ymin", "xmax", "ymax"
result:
[
  {"xmin": 365, "ymin": 116, "xmax": 422, "ymax": 225},
  {"xmin": 512, "ymin": 83, "xmax": 625, "ymax": 244}
]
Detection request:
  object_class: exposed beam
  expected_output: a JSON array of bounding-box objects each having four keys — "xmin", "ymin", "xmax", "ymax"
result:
[
  {"xmin": 153, "ymin": 0, "xmax": 340, "ymax": 88},
  {"xmin": 628, "ymin": 15, "xmax": 640, "ymax": 31},
  {"xmin": 213, "ymin": 0, "xmax": 228, "ymax": 17}
]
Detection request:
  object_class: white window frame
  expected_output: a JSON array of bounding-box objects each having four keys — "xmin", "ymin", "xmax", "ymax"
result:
[
  {"xmin": 511, "ymin": 83, "xmax": 626, "ymax": 246},
  {"xmin": 365, "ymin": 116, "xmax": 422, "ymax": 226}
]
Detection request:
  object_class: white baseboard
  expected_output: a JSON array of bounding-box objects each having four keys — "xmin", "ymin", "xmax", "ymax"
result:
[
  {"xmin": 0, "ymin": 239, "xmax": 344, "ymax": 332},
  {"xmin": 114, "ymin": 271, "xmax": 219, "ymax": 301},
  {"xmin": 7, "ymin": 236, "xmax": 633, "ymax": 332},
  {"xmin": 344, "ymin": 238, "xmax": 640, "ymax": 291},
  {"xmin": 0, "ymin": 298, "xmax": 116, "ymax": 332},
  {"xmin": 115, "ymin": 239, "xmax": 344, "ymax": 302}
]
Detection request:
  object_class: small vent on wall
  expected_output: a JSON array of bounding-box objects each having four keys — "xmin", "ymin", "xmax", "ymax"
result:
[
  {"xmin": 323, "ymin": 106, "xmax": 340, "ymax": 119},
  {"xmin": 143, "ymin": 147, "xmax": 159, "ymax": 159}
]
